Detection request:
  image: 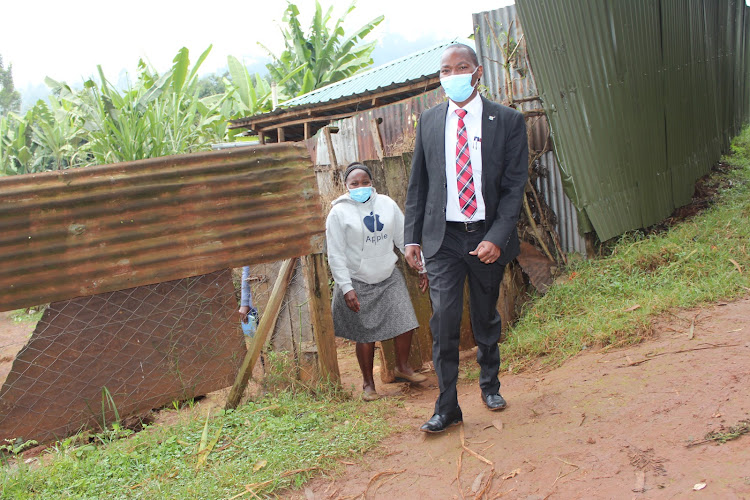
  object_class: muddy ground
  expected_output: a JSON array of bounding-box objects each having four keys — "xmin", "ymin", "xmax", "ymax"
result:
[{"xmin": 291, "ymin": 297, "xmax": 750, "ymax": 499}]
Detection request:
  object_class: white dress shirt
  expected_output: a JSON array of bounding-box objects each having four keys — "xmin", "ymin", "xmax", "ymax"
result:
[{"xmin": 445, "ymin": 94, "xmax": 485, "ymax": 222}]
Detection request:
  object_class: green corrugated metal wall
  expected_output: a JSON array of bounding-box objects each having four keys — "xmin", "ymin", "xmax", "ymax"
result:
[{"xmin": 516, "ymin": 0, "xmax": 750, "ymax": 241}]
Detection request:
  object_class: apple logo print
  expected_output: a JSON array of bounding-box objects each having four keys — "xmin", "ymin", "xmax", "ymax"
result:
[
  {"xmin": 363, "ymin": 212, "xmax": 375, "ymax": 232},
  {"xmin": 363, "ymin": 212, "xmax": 384, "ymax": 233}
]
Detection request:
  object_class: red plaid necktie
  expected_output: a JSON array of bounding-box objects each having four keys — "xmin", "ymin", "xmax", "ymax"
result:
[{"xmin": 455, "ymin": 109, "xmax": 477, "ymax": 217}]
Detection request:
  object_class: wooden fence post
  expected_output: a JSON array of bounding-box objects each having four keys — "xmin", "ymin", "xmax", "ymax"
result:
[
  {"xmin": 225, "ymin": 258, "xmax": 297, "ymax": 410},
  {"xmin": 302, "ymin": 253, "xmax": 340, "ymax": 384}
]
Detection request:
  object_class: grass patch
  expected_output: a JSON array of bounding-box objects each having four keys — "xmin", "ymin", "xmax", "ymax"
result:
[
  {"xmin": 0, "ymin": 388, "xmax": 393, "ymax": 499},
  {"xmin": 687, "ymin": 418, "xmax": 750, "ymax": 447},
  {"xmin": 9, "ymin": 307, "xmax": 44, "ymax": 324},
  {"xmin": 503, "ymin": 127, "xmax": 750, "ymax": 371},
  {"xmin": 704, "ymin": 419, "xmax": 750, "ymax": 444},
  {"xmin": 460, "ymin": 363, "xmax": 481, "ymax": 382}
]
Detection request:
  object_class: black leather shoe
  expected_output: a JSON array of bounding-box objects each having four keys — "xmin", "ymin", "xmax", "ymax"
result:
[
  {"xmin": 481, "ymin": 392, "xmax": 507, "ymax": 411},
  {"xmin": 420, "ymin": 408, "xmax": 463, "ymax": 433}
]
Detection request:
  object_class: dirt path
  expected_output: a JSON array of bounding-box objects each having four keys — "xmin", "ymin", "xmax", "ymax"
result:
[
  {"xmin": 0, "ymin": 311, "xmax": 35, "ymax": 387},
  {"xmin": 295, "ymin": 297, "xmax": 750, "ymax": 499},
  {"xmin": 2, "ymin": 298, "xmax": 748, "ymax": 498}
]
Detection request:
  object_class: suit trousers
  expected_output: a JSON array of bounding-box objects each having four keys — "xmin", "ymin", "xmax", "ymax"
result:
[{"xmin": 425, "ymin": 224, "xmax": 505, "ymax": 415}]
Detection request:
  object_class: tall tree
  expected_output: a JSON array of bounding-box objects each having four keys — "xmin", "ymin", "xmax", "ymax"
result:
[
  {"xmin": 0, "ymin": 55, "xmax": 22, "ymax": 116},
  {"xmin": 261, "ymin": 1, "xmax": 383, "ymax": 98}
]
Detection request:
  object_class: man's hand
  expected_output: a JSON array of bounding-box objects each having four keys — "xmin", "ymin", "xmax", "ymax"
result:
[
  {"xmin": 405, "ymin": 245, "xmax": 423, "ymax": 271},
  {"xmin": 344, "ymin": 290, "xmax": 360, "ymax": 312},
  {"xmin": 469, "ymin": 241, "xmax": 501, "ymax": 264},
  {"xmin": 419, "ymin": 273, "xmax": 429, "ymax": 293},
  {"xmin": 238, "ymin": 306, "xmax": 250, "ymax": 323}
]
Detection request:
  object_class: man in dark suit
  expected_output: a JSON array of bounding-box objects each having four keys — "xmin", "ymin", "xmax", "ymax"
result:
[{"xmin": 404, "ymin": 43, "xmax": 528, "ymax": 433}]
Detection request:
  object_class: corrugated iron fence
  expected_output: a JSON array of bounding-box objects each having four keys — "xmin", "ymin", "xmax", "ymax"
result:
[
  {"xmin": 516, "ymin": 0, "xmax": 750, "ymax": 242},
  {"xmin": 0, "ymin": 144, "xmax": 323, "ymax": 311},
  {"xmin": 0, "ymin": 144, "xmax": 329, "ymax": 444},
  {"xmin": 473, "ymin": 4, "xmax": 588, "ymax": 255}
]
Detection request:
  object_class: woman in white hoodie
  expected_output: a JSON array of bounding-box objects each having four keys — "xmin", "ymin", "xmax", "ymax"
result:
[{"xmin": 326, "ymin": 163, "xmax": 428, "ymax": 401}]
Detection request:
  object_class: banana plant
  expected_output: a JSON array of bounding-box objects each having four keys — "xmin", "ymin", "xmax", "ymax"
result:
[
  {"xmin": 30, "ymin": 98, "xmax": 87, "ymax": 170},
  {"xmin": 260, "ymin": 0, "xmax": 383, "ymax": 98},
  {"xmin": 76, "ymin": 46, "xmax": 227, "ymax": 164},
  {"xmin": 0, "ymin": 111, "xmax": 34, "ymax": 175},
  {"xmin": 225, "ymin": 54, "xmax": 306, "ymax": 117},
  {"xmin": 1, "ymin": 6, "xmax": 380, "ymax": 176}
]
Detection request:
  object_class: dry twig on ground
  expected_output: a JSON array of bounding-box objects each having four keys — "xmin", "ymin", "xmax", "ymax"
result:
[
  {"xmin": 624, "ymin": 343, "xmax": 741, "ymax": 366},
  {"xmin": 361, "ymin": 468, "xmax": 406, "ymax": 499}
]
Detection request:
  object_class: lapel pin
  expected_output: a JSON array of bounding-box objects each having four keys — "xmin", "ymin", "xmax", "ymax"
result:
[{"xmin": 489, "ymin": 115, "xmax": 496, "ymax": 121}]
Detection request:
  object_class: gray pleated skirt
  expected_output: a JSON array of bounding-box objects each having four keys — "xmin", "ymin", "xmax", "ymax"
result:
[{"xmin": 332, "ymin": 268, "xmax": 419, "ymax": 343}]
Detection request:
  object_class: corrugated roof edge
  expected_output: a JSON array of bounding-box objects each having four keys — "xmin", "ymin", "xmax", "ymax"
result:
[{"xmin": 230, "ymin": 37, "xmax": 472, "ymax": 124}]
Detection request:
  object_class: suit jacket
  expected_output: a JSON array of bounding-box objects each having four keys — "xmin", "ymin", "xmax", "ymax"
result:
[{"xmin": 404, "ymin": 96, "xmax": 529, "ymax": 265}]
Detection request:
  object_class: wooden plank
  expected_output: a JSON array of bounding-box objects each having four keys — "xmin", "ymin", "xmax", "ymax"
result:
[
  {"xmin": 363, "ymin": 159, "xmax": 387, "ymax": 194},
  {"xmin": 303, "ymin": 253, "xmax": 340, "ymax": 383},
  {"xmin": 283, "ymin": 259, "xmax": 315, "ymax": 381},
  {"xmin": 225, "ymin": 258, "xmax": 297, "ymax": 409},
  {"xmin": 381, "ymin": 156, "xmax": 409, "ymax": 207},
  {"xmin": 370, "ymin": 118, "xmax": 385, "ymax": 161},
  {"xmin": 257, "ymin": 110, "xmax": 367, "ymax": 131},
  {"xmin": 323, "ymin": 127, "xmax": 339, "ymax": 171},
  {"xmin": 378, "ymin": 339, "xmax": 396, "ymax": 383}
]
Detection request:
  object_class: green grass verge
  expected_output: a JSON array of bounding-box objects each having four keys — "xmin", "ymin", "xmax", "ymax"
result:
[
  {"xmin": 1, "ymin": 389, "xmax": 393, "ymax": 499},
  {"xmin": 502, "ymin": 127, "xmax": 750, "ymax": 371}
]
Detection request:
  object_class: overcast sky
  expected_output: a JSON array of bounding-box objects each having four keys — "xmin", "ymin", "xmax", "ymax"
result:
[{"xmin": 2, "ymin": 0, "xmax": 513, "ymax": 107}]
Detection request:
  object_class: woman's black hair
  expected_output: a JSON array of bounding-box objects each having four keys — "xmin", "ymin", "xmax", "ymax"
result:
[{"xmin": 343, "ymin": 162, "xmax": 372, "ymax": 182}]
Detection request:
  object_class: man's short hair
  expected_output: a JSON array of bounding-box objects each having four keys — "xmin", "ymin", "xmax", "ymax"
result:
[{"xmin": 444, "ymin": 43, "xmax": 479, "ymax": 67}]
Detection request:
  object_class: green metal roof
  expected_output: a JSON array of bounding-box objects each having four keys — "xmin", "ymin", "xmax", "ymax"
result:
[{"xmin": 277, "ymin": 37, "xmax": 469, "ymax": 109}]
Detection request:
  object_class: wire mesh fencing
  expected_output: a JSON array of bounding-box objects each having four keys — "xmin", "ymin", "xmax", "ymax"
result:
[
  {"xmin": 0, "ymin": 257, "xmax": 324, "ymax": 446},
  {"xmin": 0, "ymin": 269, "xmax": 246, "ymax": 445}
]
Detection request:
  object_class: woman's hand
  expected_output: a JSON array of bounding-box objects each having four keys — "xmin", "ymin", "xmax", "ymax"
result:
[
  {"xmin": 419, "ymin": 273, "xmax": 429, "ymax": 293},
  {"xmin": 238, "ymin": 306, "xmax": 250, "ymax": 323},
  {"xmin": 344, "ymin": 290, "xmax": 360, "ymax": 312}
]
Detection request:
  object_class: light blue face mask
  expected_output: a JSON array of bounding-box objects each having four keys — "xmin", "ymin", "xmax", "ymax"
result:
[
  {"xmin": 440, "ymin": 68, "xmax": 478, "ymax": 103},
  {"xmin": 349, "ymin": 186, "xmax": 372, "ymax": 203}
]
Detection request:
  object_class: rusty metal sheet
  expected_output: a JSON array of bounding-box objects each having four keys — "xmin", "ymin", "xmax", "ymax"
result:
[
  {"xmin": 373, "ymin": 89, "xmax": 446, "ymax": 156},
  {"xmin": 0, "ymin": 143, "xmax": 324, "ymax": 312},
  {"xmin": 0, "ymin": 269, "xmax": 245, "ymax": 444},
  {"xmin": 516, "ymin": 241, "xmax": 556, "ymax": 294},
  {"xmin": 311, "ymin": 88, "xmax": 447, "ymax": 167}
]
